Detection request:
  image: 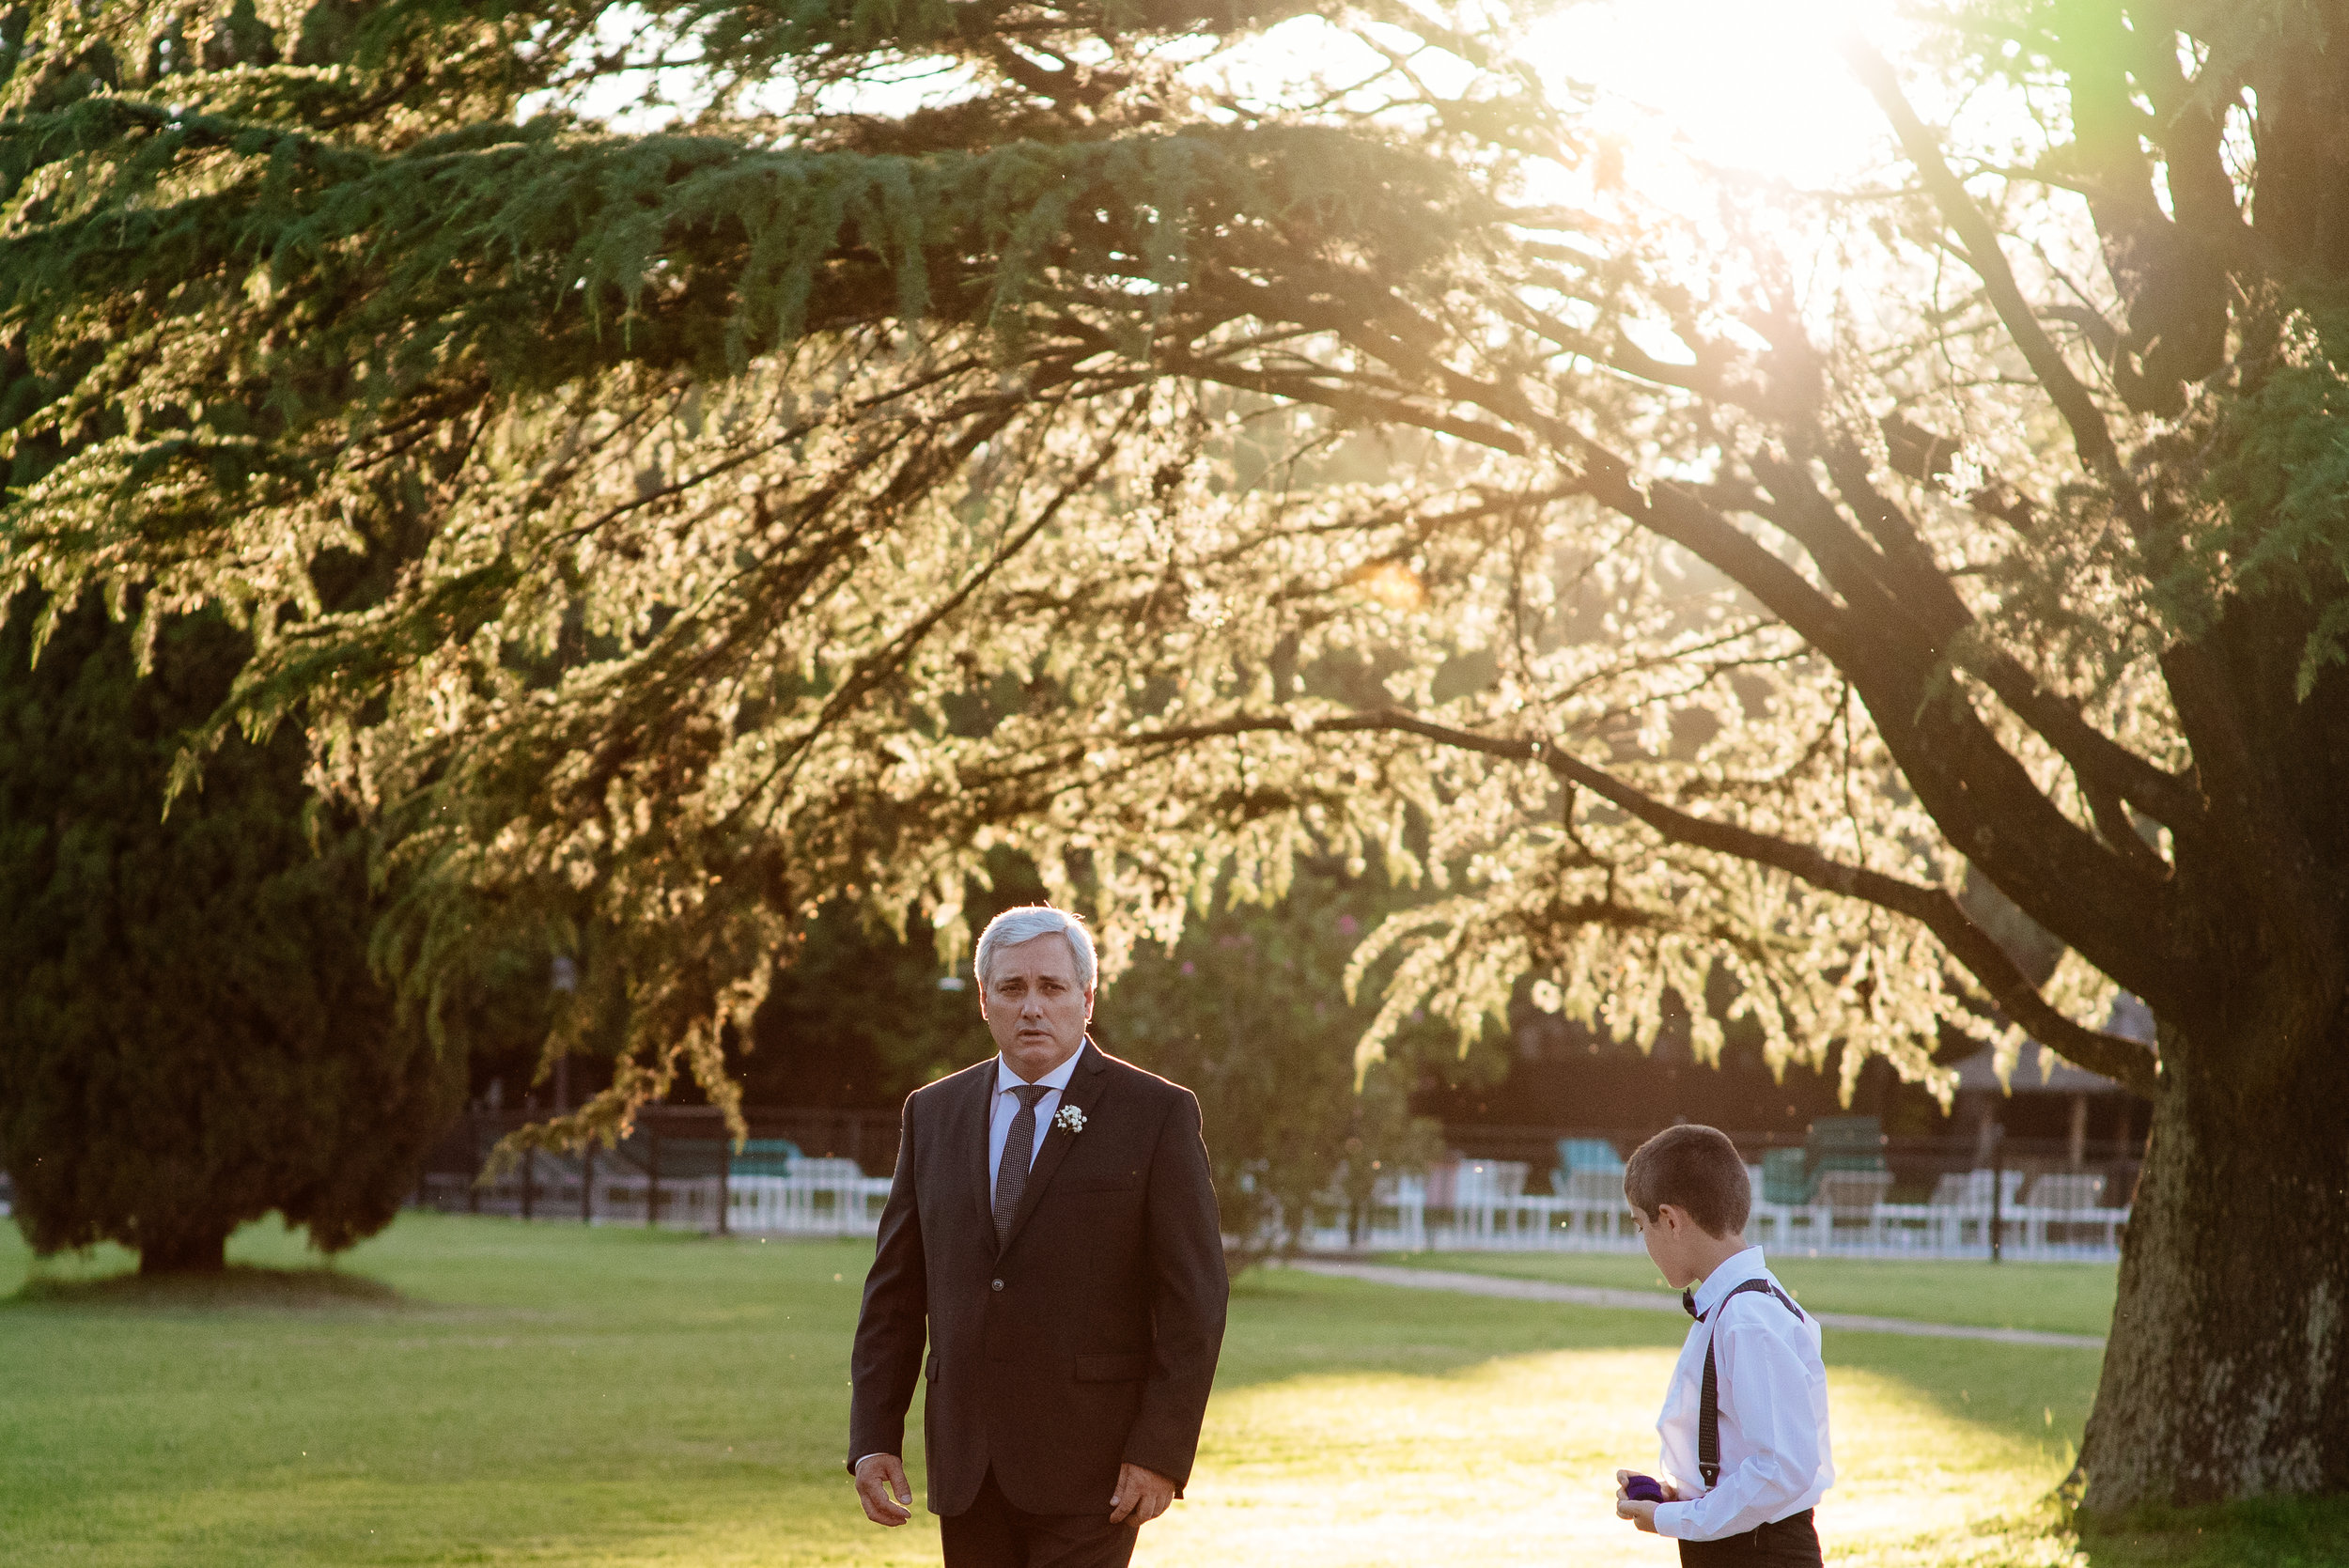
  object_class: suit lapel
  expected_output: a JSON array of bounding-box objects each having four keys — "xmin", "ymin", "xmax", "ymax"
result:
[
  {"xmin": 961, "ymin": 1059, "xmax": 999, "ymax": 1236},
  {"xmin": 999, "ymin": 1039, "xmax": 1112, "ymax": 1255}
]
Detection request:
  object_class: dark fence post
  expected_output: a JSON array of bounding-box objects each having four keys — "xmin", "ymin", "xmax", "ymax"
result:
[
  {"xmin": 717, "ymin": 1130, "xmax": 731, "ymax": 1238},
  {"xmin": 646, "ymin": 1118, "xmax": 662, "ymax": 1230},
  {"xmin": 1989, "ymin": 1125, "xmax": 2006, "ymax": 1265},
  {"xmin": 467, "ymin": 1110, "xmax": 483, "ymax": 1214},
  {"xmin": 521, "ymin": 1145, "xmax": 537, "ymax": 1222},
  {"xmin": 581, "ymin": 1141, "xmax": 596, "ymax": 1225}
]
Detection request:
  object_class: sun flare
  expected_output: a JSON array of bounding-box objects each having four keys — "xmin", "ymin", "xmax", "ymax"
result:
[{"xmin": 1523, "ymin": 0, "xmax": 1901, "ymax": 189}]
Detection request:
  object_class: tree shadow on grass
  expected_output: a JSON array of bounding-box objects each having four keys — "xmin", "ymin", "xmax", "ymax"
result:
[
  {"xmin": 1942, "ymin": 1493, "xmax": 2349, "ymax": 1568},
  {"xmin": 2069, "ymin": 1495, "xmax": 2349, "ymax": 1568},
  {"xmin": 8, "ymin": 1263, "xmax": 406, "ymax": 1312}
]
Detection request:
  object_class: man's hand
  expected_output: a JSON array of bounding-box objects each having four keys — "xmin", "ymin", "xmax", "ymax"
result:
[
  {"xmin": 1108, "ymin": 1462, "xmax": 1175, "ymax": 1526},
  {"xmin": 854, "ymin": 1453, "xmax": 913, "ymax": 1527},
  {"xmin": 1613, "ymin": 1469, "xmax": 1674, "ymax": 1533}
]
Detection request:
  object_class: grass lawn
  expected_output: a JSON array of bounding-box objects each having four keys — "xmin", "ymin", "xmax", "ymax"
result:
[
  {"xmin": 1, "ymin": 1214, "xmax": 2341, "ymax": 1567},
  {"xmin": 1384, "ymin": 1250, "xmax": 2121, "ymax": 1339}
]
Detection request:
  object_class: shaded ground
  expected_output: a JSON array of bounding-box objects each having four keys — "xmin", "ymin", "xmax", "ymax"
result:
[
  {"xmin": 14, "ymin": 1262, "xmax": 404, "ymax": 1311},
  {"xmin": 0, "ymin": 1215, "xmax": 2337, "ymax": 1566}
]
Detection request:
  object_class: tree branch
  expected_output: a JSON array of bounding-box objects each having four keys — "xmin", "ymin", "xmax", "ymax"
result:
[
  {"xmin": 1843, "ymin": 36, "xmax": 2152, "ymax": 534},
  {"xmin": 1870, "ymin": 416, "xmax": 2202, "ymax": 833},
  {"xmin": 1121, "ymin": 706, "xmax": 2159, "ymax": 1094}
]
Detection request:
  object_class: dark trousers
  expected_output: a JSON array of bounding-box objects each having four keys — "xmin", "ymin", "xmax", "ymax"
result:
[
  {"xmin": 1677, "ymin": 1509, "xmax": 1823, "ymax": 1568},
  {"xmin": 940, "ymin": 1468, "xmax": 1140, "ymax": 1568}
]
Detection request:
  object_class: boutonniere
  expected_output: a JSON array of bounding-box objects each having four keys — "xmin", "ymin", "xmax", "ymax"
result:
[{"xmin": 1054, "ymin": 1104, "xmax": 1086, "ymax": 1135}]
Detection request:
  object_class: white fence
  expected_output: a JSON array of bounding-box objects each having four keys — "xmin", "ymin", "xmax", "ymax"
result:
[
  {"xmin": 1276, "ymin": 1175, "xmax": 2126, "ymax": 1262},
  {"xmin": 726, "ymin": 1172, "xmax": 894, "ymax": 1235},
  {"xmin": 424, "ymin": 1162, "xmax": 2124, "ymax": 1263}
]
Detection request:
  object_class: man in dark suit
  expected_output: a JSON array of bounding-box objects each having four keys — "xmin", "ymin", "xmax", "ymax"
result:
[{"xmin": 848, "ymin": 905, "xmax": 1229, "ymax": 1567}]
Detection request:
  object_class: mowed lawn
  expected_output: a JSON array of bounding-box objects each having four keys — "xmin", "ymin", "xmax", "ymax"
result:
[{"xmin": 0, "ymin": 1216, "xmax": 2341, "ymax": 1567}]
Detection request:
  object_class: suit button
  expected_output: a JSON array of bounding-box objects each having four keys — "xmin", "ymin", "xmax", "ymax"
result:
[{"xmin": 991, "ymin": 1279, "xmax": 1004, "ymax": 1292}]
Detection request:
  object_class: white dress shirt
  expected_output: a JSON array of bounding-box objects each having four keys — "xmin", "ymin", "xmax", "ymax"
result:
[
  {"xmin": 1651, "ymin": 1247, "xmax": 1834, "ymax": 1541},
  {"xmin": 987, "ymin": 1048, "xmax": 1081, "ymax": 1203}
]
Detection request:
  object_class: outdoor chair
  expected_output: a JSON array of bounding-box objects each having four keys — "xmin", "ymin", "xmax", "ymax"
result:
[
  {"xmin": 1813, "ymin": 1169, "xmax": 1893, "ymax": 1216},
  {"xmin": 1550, "ymin": 1138, "xmax": 1626, "ymax": 1202},
  {"xmin": 1423, "ymin": 1158, "xmax": 1461, "ymax": 1209},
  {"xmin": 1551, "ymin": 1168, "xmax": 1626, "ymax": 1201},
  {"xmin": 1930, "ymin": 1168, "xmax": 2025, "ymax": 1208},
  {"xmin": 1556, "ymin": 1137, "xmax": 1626, "ymax": 1172},
  {"xmin": 2023, "ymin": 1172, "xmax": 2106, "ymax": 1211},
  {"xmin": 1761, "ymin": 1147, "xmax": 1812, "ymax": 1205},
  {"xmin": 730, "ymin": 1139, "xmax": 802, "ymax": 1177},
  {"xmin": 1807, "ymin": 1116, "xmax": 1889, "ymax": 1178},
  {"xmin": 1453, "ymin": 1160, "xmax": 1528, "ymax": 1204},
  {"xmin": 789, "ymin": 1157, "xmax": 865, "ymax": 1183}
]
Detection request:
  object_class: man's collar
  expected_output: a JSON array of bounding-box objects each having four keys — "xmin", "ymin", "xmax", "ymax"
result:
[
  {"xmin": 1688, "ymin": 1245, "xmax": 1768, "ymax": 1319},
  {"xmin": 994, "ymin": 1045, "xmax": 1084, "ymax": 1094}
]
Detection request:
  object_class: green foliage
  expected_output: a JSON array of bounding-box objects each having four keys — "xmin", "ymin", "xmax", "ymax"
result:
[
  {"xmin": 2200, "ymin": 299, "xmax": 2349, "ymax": 697},
  {"xmin": 739, "ymin": 894, "xmax": 996, "ymax": 1104},
  {"xmin": 0, "ymin": 0, "xmax": 2331, "ymax": 1156},
  {"xmin": 0, "ymin": 596, "xmax": 462, "ymax": 1269},
  {"xmin": 0, "ymin": 0, "xmax": 1516, "ymax": 1145},
  {"xmin": 1106, "ymin": 868, "xmax": 1455, "ymax": 1261}
]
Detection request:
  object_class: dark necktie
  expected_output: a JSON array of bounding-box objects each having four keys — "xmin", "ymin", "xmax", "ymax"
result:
[
  {"xmin": 1683, "ymin": 1289, "xmax": 1698, "ymax": 1319},
  {"xmin": 993, "ymin": 1084, "xmax": 1050, "ymax": 1247}
]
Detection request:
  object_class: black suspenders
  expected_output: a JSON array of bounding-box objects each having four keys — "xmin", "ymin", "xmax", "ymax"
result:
[{"xmin": 1697, "ymin": 1279, "xmax": 1805, "ymax": 1488}]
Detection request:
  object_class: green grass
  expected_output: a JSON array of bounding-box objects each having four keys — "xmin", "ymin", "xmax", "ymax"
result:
[
  {"xmin": 1, "ymin": 1215, "xmax": 2341, "ymax": 1566},
  {"xmin": 1386, "ymin": 1250, "xmax": 2121, "ymax": 1339}
]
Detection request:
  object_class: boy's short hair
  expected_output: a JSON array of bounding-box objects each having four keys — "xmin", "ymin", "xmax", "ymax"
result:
[{"xmin": 1624, "ymin": 1125, "xmax": 1751, "ymax": 1238}]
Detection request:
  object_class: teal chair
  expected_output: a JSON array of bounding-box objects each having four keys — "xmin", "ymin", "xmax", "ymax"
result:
[
  {"xmin": 1761, "ymin": 1147, "xmax": 1812, "ymax": 1205},
  {"xmin": 1806, "ymin": 1116, "xmax": 1888, "ymax": 1177},
  {"xmin": 1558, "ymin": 1138, "xmax": 1625, "ymax": 1172},
  {"xmin": 1550, "ymin": 1138, "xmax": 1626, "ymax": 1198},
  {"xmin": 731, "ymin": 1139, "xmax": 802, "ymax": 1177}
]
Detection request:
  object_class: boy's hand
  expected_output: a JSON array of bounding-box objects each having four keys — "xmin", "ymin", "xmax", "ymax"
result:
[{"xmin": 1613, "ymin": 1469, "xmax": 1675, "ymax": 1532}]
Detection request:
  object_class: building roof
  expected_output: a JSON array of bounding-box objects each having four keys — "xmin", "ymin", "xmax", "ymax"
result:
[
  {"xmin": 1949, "ymin": 994, "xmax": 2152, "ymax": 1097},
  {"xmin": 1950, "ymin": 1044, "xmax": 2132, "ymax": 1095}
]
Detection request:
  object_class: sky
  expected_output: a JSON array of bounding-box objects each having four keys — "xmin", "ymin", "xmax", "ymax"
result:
[{"xmin": 548, "ymin": 0, "xmax": 1915, "ymax": 197}]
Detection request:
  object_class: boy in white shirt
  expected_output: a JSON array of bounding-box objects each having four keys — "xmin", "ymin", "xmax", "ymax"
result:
[{"xmin": 1613, "ymin": 1125, "xmax": 1833, "ymax": 1566}]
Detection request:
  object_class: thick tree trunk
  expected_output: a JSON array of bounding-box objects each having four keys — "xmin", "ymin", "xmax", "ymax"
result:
[
  {"xmin": 137, "ymin": 1228, "xmax": 230, "ymax": 1276},
  {"xmin": 2079, "ymin": 1015, "xmax": 2349, "ymax": 1509}
]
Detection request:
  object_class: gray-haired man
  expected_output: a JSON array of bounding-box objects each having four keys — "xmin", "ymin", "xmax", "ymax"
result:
[{"xmin": 848, "ymin": 905, "xmax": 1229, "ymax": 1568}]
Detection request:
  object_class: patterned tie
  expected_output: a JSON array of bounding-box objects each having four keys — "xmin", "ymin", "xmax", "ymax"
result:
[{"xmin": 993, "ymin": 1084, "xmax": 1050, "ymax": 1247}]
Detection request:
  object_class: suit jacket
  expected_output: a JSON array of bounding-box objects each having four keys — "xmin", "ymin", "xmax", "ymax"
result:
[{"xmin": 847, "ymin": 1040, "xmax": 1229, "ymax": 1517}]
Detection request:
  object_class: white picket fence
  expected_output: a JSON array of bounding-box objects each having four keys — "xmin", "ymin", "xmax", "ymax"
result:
[
  {"xmin": 688, "ymin": 1169, "xmax": 2123, "ymax": 1263},
  {"xmin": 726, "ymin": 1171, "xmax": 893, "ymax": 1235},
  {"xmin": 1273, "ymin": 1177, "xmax": 2125, "ymax": 1262}
]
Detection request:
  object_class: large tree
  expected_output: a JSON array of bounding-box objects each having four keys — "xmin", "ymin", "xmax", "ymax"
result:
[
  {"xmin": 5, "ymin": 0, "xmax": 2346, "ymax": 1509},
  {"xmin": 0, "ymin": 599, "xmax": 463, "ymax": 1272}
]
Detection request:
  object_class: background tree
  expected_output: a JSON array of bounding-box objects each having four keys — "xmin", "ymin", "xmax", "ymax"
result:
[
  {"xmin": 0, "ymin": 598, "xmax": 463, "ymax": 1273},
  {"xmin": 7, "ymin": 0, "xmax": 2348, "ymax": 1510},
  {"xmin": 1104, "ymin": 866, "xmax": 1449, "ymax": 1265}
]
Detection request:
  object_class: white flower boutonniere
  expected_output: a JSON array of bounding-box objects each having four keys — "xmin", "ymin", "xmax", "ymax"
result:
[{"xmin": 1054, "ymin": 1104, "xmax": 1086, "ymax": 1135}]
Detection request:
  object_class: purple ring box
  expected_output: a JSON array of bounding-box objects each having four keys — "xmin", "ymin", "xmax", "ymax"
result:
[{"xmin": 1624, "ymin": 1473, "xmax": 1668, "ymax": 1503}]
